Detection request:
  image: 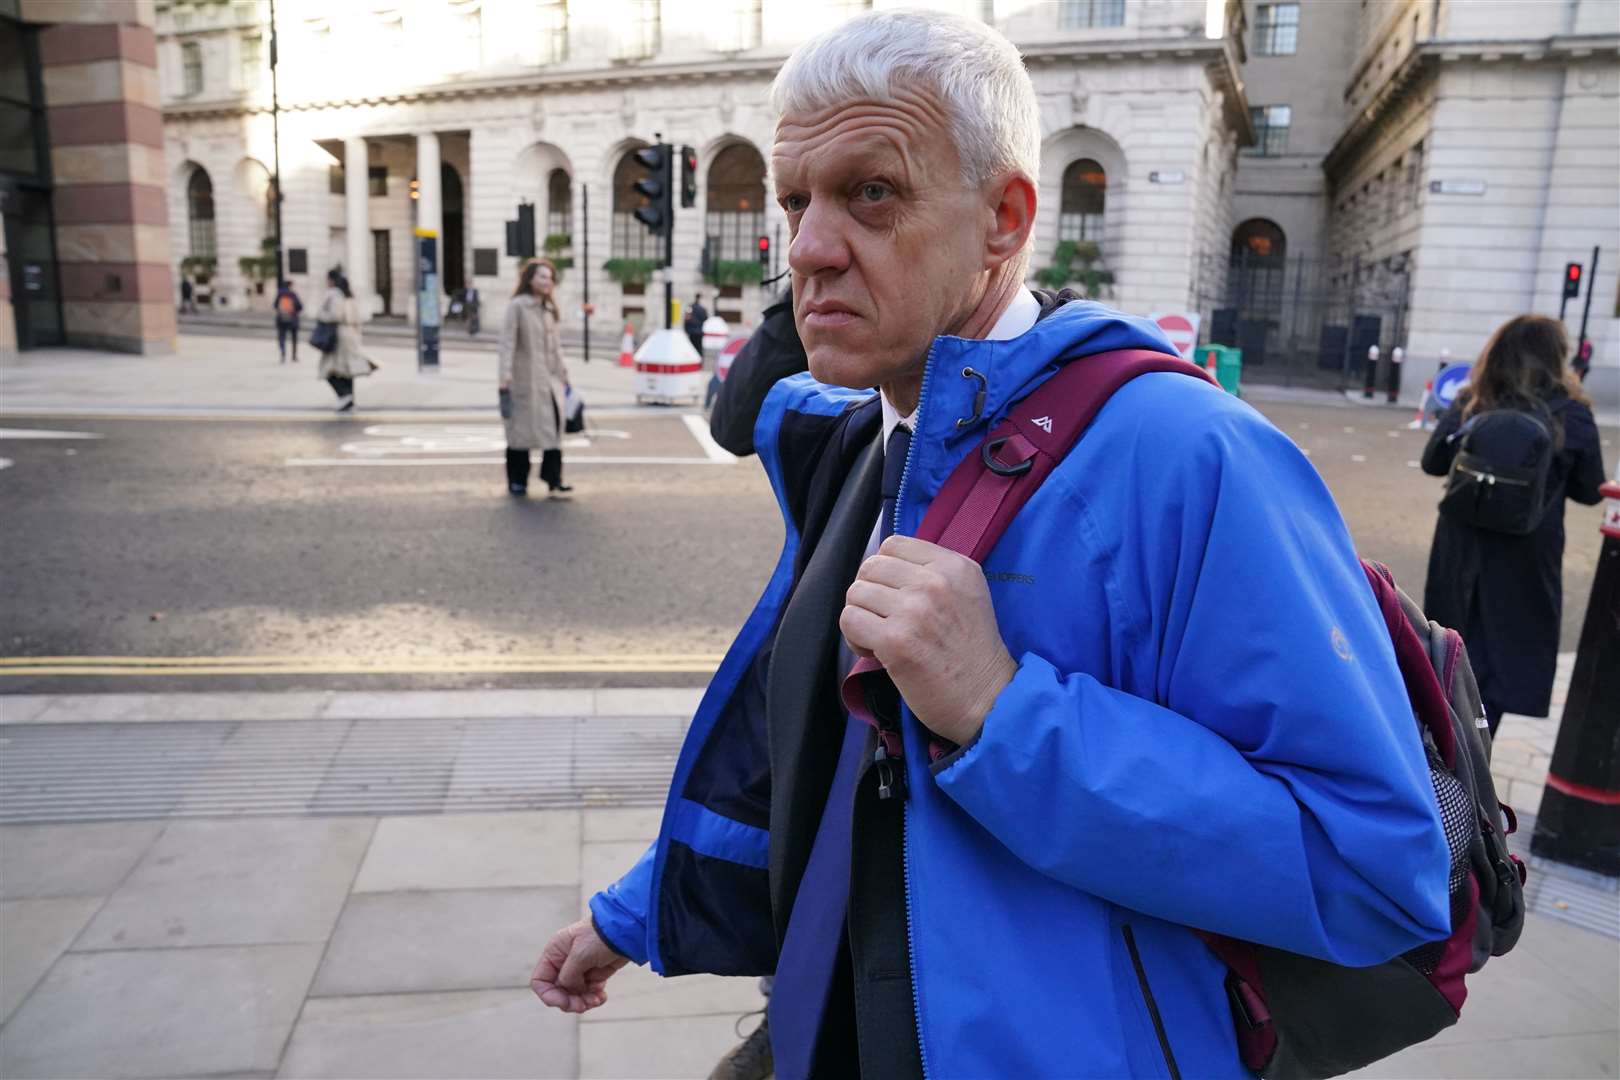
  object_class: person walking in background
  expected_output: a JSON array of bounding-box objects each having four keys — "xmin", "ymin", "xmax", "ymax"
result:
[
  {"xmin": 1421, "ymin": 315, "xmax": 1606, "ymax": 736},
  {"xmin": 684, "ymin": 294, "xmax": 709, "ymax": 356},
  {"xmin": 179, "ymin": 274, "xmax": 197, "ymax": 314},
  {"xmin": 274, "ymin": 280, "xmax": 303, "ymax": 364},
  {"xmin": 314, "ymin": 270, "xmax": 376, "ymax": 413},
  {"xmin": 499, "ymin": 258, "xmax": 572, "ymax": 498}
]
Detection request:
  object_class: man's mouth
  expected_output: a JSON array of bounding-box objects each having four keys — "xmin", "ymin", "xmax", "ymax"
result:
[{"xmin": 803, "ymin": 302, "xmax": 859, "ymax": 329}]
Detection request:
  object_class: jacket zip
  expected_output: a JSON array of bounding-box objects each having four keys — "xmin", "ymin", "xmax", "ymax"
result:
[
  {"xmin": 1456, "ymin": 464, "xmax": 1530, "ymax": 486},
  {"xmin": 898, "ymin": 342, "xmax": 939, "ymax": 1079},
  {"xmin": 1122, "ymin": 925, "xmax": 1182, "ymax": 1080}
]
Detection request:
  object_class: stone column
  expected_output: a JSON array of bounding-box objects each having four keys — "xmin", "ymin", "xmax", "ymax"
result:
[
  {"xmin": 415, "ymin": 131, "xmax": 442, "ymax": 254},
  {"xmin": 33, "ymin": 8, "xmax": 175, "ymax": 353},
  {"xmin": 344, "ymin": 136, "xmax": 371, "ymax": 314}
]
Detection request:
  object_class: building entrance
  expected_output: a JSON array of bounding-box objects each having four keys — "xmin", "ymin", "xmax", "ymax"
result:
[{"xmin": 2, "ymin": 184, "xmax": 64, "ymax": 349}]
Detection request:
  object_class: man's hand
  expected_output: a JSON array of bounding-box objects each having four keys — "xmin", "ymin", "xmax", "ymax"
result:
[
  {"xmin": 531, "ymin": 917, "xmax": 629, "ymax": 1014},
  {"xmin": 841, "ymin": 535, "xmax": 1018, "ymax": 746}
]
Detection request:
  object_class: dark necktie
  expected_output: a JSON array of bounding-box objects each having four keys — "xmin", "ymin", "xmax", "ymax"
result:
[
  {"xmin": 879, "ymin": 423, "xmax": 912, "ymax": 543},
  {"xmin": 768, "ymin": 423, "xmax": 911, "ymax": 1080}
]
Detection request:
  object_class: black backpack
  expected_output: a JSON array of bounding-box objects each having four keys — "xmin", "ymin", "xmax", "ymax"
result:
[{"xmin": 1439, "ymin": 403, "xmax": 1557, "ymax": 535}]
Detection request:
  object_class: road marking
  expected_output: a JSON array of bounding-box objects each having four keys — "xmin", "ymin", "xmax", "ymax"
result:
[
  {"xmin": 0, "ymin": 458, "xmax": 11, "ymax": 471},
  {"xmin": 0, "ymin": 427, "xmax": 103, "ymax": 440},
  {"xmin": 284, "ymin": 455, "xmax": 728, "ymax": 467},
  {"xmin": 0, "ymin": 653, "xmax": 725, "ymax": 677},
  {"xmin": 1351, "ymin": 454, "xmax": 1367, "ymax": 463},
  {"xmin": 681, "ymin": 414, "xmax": 737, "ymax": 463}
]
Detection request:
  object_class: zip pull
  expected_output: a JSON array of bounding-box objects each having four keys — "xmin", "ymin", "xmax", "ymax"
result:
[{"xmin": 874, "ymin": 742, "xmax": 907, "ymax": 801}]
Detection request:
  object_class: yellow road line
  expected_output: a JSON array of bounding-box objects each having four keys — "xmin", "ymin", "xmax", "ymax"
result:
[{"xmin": 0, "ymin": 655, "xmax": 723, "ymax": 676}]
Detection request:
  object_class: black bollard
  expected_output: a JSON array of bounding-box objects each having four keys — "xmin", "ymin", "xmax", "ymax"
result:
[
  {"xmin": 1386, "ymin": 347, "xmax": 1404, "ymax": 404},
  {"xmin": 1362, "ymin": 346, "xmax": 1379, "ymax": 399},
  {"xmin": 1531, "ymin": 480, "xmax": 1620, "ymax": 876}
]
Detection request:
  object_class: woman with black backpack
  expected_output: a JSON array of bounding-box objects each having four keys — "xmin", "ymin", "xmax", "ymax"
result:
[{"xmin": 1421, "ymin": 315, "xmax": 1606, "ymax": 735}]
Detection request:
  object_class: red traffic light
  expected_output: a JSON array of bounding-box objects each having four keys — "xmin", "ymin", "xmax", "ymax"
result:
[
  {"xmin": 1563, "ymin": 262, "xmax": 1583, "ymax": 300},
  {"xmin": 757, "ymin": 235, "xmax": 770, "ymax": 267}
]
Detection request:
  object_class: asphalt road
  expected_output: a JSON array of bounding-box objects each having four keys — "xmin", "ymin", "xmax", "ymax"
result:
[{"xmin": 0, "ymin": 402, "xmax": 1611, "ymax": 694}]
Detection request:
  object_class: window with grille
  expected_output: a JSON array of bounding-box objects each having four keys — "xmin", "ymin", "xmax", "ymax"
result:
[
  {"xmin": 1059, "ymin": 0, "xmax": 1124, "ymax": 30},
  {"xmin": 612, "ymin": 148, "xmax": 659, "ymax": 260},
  {"xmin": 188, "ymin": 167, "xmax": 216, "ymax": 257},
  {"xmin": 620, "ymin": 0, "xmax": 660, "ymax": 61},
  {"xmin": 717, "ymin": 0, "xmax": 762, "ymax": 51},
  {"xmin": 1253, "ymin": 3, "xmax": 1298, "ymax": 56},
  {"xmin": 1244, "ymin": 105, "xmax": 1291, "ymax": 156},
  {"xmin": 547, "ymin": 169, "xmax": 572, "ymax": 237},
  {"xmin": 538, "ymin": 0, "xmax": 567, "ymax": 63},
  {"xmin": 181, "ymin": 41, "xmax": 203, "ymax": 96},
  {"xmin": 1058, "ymin": 158, "xmax": 1106, "ymax": 249},
  {"xmin": 239, "ymin": 33, "xmax": 262, "ymax": 89},
  {"xmin": 705, "ymin": 143, "xmax": 767, "ymax": 263}
]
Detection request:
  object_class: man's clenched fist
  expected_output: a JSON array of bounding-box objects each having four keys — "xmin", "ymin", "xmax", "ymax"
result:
[
  {"xmin": 840, "ymin": 534, "xmax": 1017, "ymax": 746},
  {"xmin": 531, "ymin": 917, "xmax": 629, "ymax": 1014}
]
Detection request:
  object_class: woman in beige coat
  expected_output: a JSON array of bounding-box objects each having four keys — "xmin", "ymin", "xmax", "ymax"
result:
[
  {"xmin": 499, "ymin": 258, "xmax": 572, "ymax": 496},
  {"xmin": 314, "ymin": 270, "xmax": 376, "ymax": 412}
]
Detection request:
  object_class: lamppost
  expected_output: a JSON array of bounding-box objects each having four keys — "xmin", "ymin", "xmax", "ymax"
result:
[{"xmin": 268, "ymin": 0, "xmax": 285, "ymax": 287}]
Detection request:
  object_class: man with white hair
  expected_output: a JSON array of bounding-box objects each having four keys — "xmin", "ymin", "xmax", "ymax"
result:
[{"xmin": 533, "ymin": 10, "xmax": 1450, "ymax": 1077}]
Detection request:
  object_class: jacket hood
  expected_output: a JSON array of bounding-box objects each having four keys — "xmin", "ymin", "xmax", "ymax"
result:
[{"xmin": 905, "ymin": 296, "xmax": 1181, "ymax": 504}]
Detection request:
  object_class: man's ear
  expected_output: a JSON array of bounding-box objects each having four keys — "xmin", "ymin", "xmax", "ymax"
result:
[{"xmin": 984, "ymin": 171, "xmax": 1037, "ymax": 270}]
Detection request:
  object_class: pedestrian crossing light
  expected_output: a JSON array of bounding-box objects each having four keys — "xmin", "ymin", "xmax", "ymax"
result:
[
  {"xmin": 757, "ymin": 235, "xmax": 770, "ymax": 268},
  {"xmin": 1564, "ymin": 262, "xmax": 1583, "ymax": 300},
  {"xmin": 633, "ymin": 143, "xmax": 673, "ymax": 248},
  {"xmin": 680, "ymin": 145, "xmax": 698, "ymax": 209}
]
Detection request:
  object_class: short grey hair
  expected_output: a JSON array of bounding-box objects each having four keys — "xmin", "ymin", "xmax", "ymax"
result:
[{"xmin": 770, "ymin": 9, "xmax": 1041, "ymax": 189}]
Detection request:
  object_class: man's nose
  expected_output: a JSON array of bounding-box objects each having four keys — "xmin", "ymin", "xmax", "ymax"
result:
[{"xmin": 788, "ymin": 204, "xmax": 849, "ymax": 278}]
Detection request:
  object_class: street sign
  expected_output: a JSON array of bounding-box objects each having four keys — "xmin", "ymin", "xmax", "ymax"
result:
[
  {"xmin": 1148, "ymin": 170, "xmax": 1185, "ymax": 185},
  {"xmin": 1432, "ymin": 362, "xmax": 1471, "ymax": 408},
  {"xmin": 1150, "ymin": 312, "xmax": 1201, "ymax": 360},
  {"xmin": 1429, "ymin": 179, "xmax": 1487, "ymax": 196}
]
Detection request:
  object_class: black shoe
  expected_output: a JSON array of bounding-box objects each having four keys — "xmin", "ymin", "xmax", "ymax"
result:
[
  {"xmin": 547, "ymin": 483, "xmax": 574, "ymax": 498},
  {"xmin": 508, "ymin": 484, "xmax": 528, "ymax": 497},
  {"xmin": 709, "ymin": 1012, "xmax": 771, "ymax": 1080},
  {"xmin": 336, "ymin": 394, "xmax": 355, "ymax": 412}
]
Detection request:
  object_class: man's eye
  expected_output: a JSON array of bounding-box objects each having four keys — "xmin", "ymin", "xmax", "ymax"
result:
[
  {"xmin": 858, "ymin": 183, "xmax": 890, "ymax": 202},
  {"xmin": 782, "ymin": 194, "xmax": 808, "ymax": 213}
]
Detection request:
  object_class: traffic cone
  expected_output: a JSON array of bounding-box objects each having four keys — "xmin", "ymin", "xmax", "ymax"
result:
[
  {"xmin": 1204, "ymin": 348, "xmax": 1218, "ymax": 380},
  {"xmin": 1409, "ymin": 377, "xmax": 1434, "ymax": 429},
  {"xmin": 618, "ymin": 323, "xmax": 635, "ymax": 368}
]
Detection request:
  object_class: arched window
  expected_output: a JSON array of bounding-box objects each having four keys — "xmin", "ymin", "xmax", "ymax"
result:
[
  {"xmin": 1229, "ymin": 218, "xmax": 1288, "ymax": 313},
  {"xmin": 547, "ymin": 168, "xmax": 572, "ymax": 238},
  {"xmin": 705, "ymin": 142, "xmax": 766, "ymax": 263},
  {"xmin": 1230, "ymin": 218, "xmax": 1286, "ymax": 262},
  {"xmin": 1058, "ymin": 158, "xmax": 1105, "ymax": 249},
  {"xmin": 611, "ymin": 147, "xmax": 657, "ymax": 260},
  {"xmin": 441, "ymin": 163, "xmax": 466, "ymax": 294},
  {"xmin": 187, "ymin": 167, "xmax": 216, "ymax": 258}
]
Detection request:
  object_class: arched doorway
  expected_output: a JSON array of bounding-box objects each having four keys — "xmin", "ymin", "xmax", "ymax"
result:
[
  {"xmin": 441, "ymin": 162, "xmax": 465, "ymax": 294},
  {"xmin": 611, "ymin": 145, "xmax": 658, "ymax": 262},
  {"xmin": 1229, "ymin": 218, "xmax": 1287, "ymax": 311},
  {"xmin": 1059, "ymin": 158, "xmax": 1106, "ymax": 249},
  {"xmin": 187, "ymin": 166, "xmax": 216, "ymax": 259}
]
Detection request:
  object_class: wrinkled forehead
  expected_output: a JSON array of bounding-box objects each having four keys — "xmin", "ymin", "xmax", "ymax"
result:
[{"xmin": 771, "ymin": 85, "xmax": 958, "ymax": 185}]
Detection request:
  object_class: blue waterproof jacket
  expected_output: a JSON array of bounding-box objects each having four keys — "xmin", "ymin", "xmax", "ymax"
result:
[{"xmin": 591, "ymin": 300, "xmax": 1451, "ymax": 1078}]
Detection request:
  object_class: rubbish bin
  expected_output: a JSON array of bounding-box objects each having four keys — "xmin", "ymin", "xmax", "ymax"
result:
[{"xmin": 1200, "ymin": 344, "xmax": 1243, "ymax": 397}]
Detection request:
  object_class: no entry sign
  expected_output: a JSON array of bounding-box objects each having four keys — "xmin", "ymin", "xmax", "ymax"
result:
[{"xmin": 1151, "ymin": 312, "xmax": 1201, "ymax": 360}]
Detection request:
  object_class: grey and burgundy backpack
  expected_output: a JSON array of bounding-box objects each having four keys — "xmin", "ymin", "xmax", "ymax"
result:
[{"xmin": 844, "ymin": 348, "xmax": 1528, "ymax": 1078}]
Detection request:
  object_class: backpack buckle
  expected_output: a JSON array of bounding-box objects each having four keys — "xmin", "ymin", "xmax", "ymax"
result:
[{"xmin": 982, "ymin": 436, "xmax": 1035, "ymax": 477}]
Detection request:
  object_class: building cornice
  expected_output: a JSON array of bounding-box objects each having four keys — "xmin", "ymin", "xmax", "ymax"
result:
[
  {"xmin": 162, "ymin": 34, "xmax": 1245, "ymax": 122},
  {"xmin": 1322, "ymin": 33, "xmax": 1620, "ymax": 179}
]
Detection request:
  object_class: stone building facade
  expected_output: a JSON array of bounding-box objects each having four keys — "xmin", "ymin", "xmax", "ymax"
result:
[
  {"xmin": 1, "ymin": 0, "xmax": 177, "ymax": 354},
  {"xmin": 154, "ymin": 0, "xmax": 1251, "ymax": 344},
  {"xmin": 1322, "ymin": 0, "xmax": 1619, "ymax": 402}
]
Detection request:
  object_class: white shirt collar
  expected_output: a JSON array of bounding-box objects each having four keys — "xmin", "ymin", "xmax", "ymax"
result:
[{"xmin": 880, "ymin": 288, "xmax": 1040, "ymax": 445}]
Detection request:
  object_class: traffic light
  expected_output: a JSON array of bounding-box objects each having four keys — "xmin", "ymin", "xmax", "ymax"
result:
[
  {"xmin": 1564, "ymin": 262, "xmax": 1583, "ymax": 300},
  {"xmin": 680, "ymin": 145, "xmax": 698, "ymax": 209},
  {"xmin": 633, "ymin": 143, "xmax": 673, "ymax": 253},
  {"xmin": 757, "ymin": 235, "xmax": 770, "ymax": 268},
  {"xmin": 504, "ymin": 202, "xmax": 535, "ymax": 258}
]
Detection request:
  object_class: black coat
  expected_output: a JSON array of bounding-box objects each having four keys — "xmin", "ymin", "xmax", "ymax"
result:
[
  {"xmin": 709, "ymin": 288, "xmax": 807, "ymax": 457},
  {"xmin": 1421, "ymin": 391, "xmax": 1606, "ymax": 715}
]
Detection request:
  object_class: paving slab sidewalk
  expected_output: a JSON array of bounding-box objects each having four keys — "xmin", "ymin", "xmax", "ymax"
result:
[
  {"xmin": 1, "ymin": 689, "xmax": 1615, "ymax": 1080},
  {"xmin": 1, "ymin": 331, "xmax": 651, "ymax": 416}
]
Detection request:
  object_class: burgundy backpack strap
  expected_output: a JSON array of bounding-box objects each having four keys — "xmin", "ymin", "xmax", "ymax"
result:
[{"xmin": 842, "ymin": 348, "xmax": 1216, "ymax": 756}]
